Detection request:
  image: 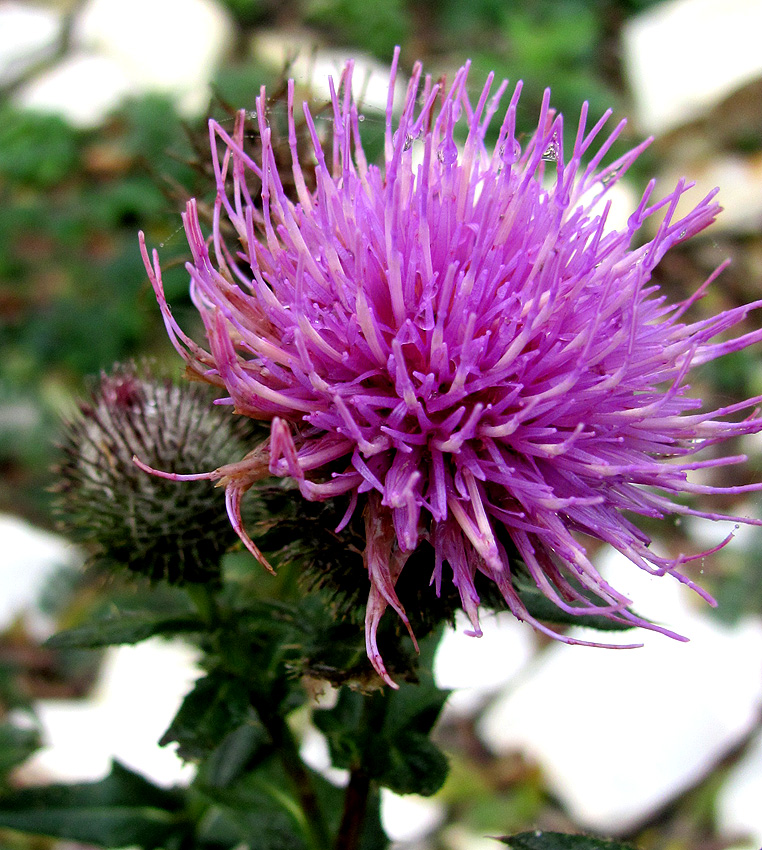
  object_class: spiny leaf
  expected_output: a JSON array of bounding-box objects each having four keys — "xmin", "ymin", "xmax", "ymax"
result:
[
  {"xmin": 0, "ymin": 761, "xmax": 189, "ymax": 849},
  {"xmin": 494, "ymin": 831, "xmax": 640, "ymax": 850},
  {"xmin": 45, "ymin": 610, "xmax": 203, "ymax": 649}
]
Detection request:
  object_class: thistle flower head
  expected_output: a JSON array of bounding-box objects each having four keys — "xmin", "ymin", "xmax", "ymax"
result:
[
  {"xmin": 56, "ymin": 364, "xmax": 258, "ymax": 584},
  {"xmin": 140, "ymin": 50, "xmax": 762, "ymax": 685}
]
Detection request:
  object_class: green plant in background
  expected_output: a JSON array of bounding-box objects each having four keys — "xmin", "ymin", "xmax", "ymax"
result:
[
  {"xmin": 0, "ymin": 94, "xmax": 199, "ymax": 519},
  {"xmin": 305, "ymin": 0, "xmax": 411, "ymax": 59}
]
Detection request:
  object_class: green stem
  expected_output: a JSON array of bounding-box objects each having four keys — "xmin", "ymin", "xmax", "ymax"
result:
[
  {"xmin": 186, "ymin": 580, "xmax": 329, "ymax": 847},
  {"xmin": 253, "ymin": 697, "xmax": 332, "ymax": 850},
  {"xmin": 334, "ymin": 690, "xmax": 391, "ymax": 850},
  {"xmin": 334, "ymin": 767, "xmax": 371, "ymax": 850},
  {"xmin": 185, "ymin": 583, "xmax": 219, "ymax": 627}
]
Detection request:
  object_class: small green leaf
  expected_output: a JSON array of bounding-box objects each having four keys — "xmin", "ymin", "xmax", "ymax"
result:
[
  {"xmin": 0, "ymin": 761, "xmax": 189, "ymax": 848},
  {"xmin": 313, "ymin": 688, "xmax": 363, "ymax": 770},
  {"xmin": 209, "ymin": 601, "xmax": 309, "ymax": 715},
  {"xmin": 367, "ymin": 670, "xmax": 449, "ymax": 797},
  {"xmin": 159, "ymin": 670, "xmax": 255, "ymax": 761},
  {"xmin": 0, "ymin": 722, "xmax": 40, "ymax": 776},
  {"xmin": 45, "ymin": 610, "xmax": 202, "ymax": 649},
  {"xmin": 373, "ymin": 653, "xmax": 450, "ymax": 796},
  {"xmin": 196, "ymin": 771, "xmax": 311, "ymax": 850},
  {"xmin": 315, "ymin": 631, "xmax": 451, "ymax": 797},
  {"xmin": 375, "ymin": 729, "xmax": 449, "ymax": 797},
  {"xmin": 495, "ymin": 831, "xmax": 639, "ymax": 850},
  {"xmin": 203, "ymin": 721, "xmax": 271, "ymax": 788}
]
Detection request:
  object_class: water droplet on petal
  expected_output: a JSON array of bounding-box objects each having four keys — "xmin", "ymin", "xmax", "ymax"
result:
[
  {"xmin": 679, "ymin": 230, "xmax": 687, "ymax": 238},
  {"xmin": 358, "ymin": 114, "xmax": 365, "ymax": 122},
  {"xmin": 437, "ymin": 135, "xmax": 458, "ymax": 166},
  {"xmin": 542, "ymin": 134, "xmax": 559, "ymax": 161},
  {"xmin": 403, "ymin": 134, "xmax": 414, "ymax": 152},
  {"xmin": 637, "ymin": 248, "xmax": 651, "ymax": 266},
  {"xmin": 498, "ymin": 138, "xmax": 521, "ymax": 165}
]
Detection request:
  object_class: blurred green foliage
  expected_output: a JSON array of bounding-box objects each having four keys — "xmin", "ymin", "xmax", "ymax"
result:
[
  {"xmin": 305, "ymin": 0, "xmax": 411, "ymax": 58},
  {"xmin": 0, "ymin": 109, "xmax": 79, "ymax": 187},
  {"xmin": 0, "ymin": 93, "xmax": 200, "ymax": 518}
]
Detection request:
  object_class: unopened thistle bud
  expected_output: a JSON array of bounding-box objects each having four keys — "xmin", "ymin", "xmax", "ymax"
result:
[{"xmin": 55, "ymin": 363, "xmax": 259, "ymax": 584}]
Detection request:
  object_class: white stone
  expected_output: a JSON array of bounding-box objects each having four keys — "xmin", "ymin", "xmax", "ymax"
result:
[
  {"xmin": 299, "ymin": 724, "xmax": 349, "ymax": 787},
  {"xmin": 0, "ymin": 1, "xmax": 62, "ymax": 85},
  {"xmin": 24, "ymin": 639, "xmax": 200, "ymax": 787},
  {"xmin": 572, "ymin": 177, "xmax": 642, "ymax": 238},
  {"xmin": 75, "ymin": 0, "xmax": 232, "ymax": 114},
  {"xmin": 15, "ymin": 0, "xmax": 233, "ymax": 125},
  {"xmin": 17, "ymin": 52, "xmax": 135, "ymax": 127},
  {"xmin": 0, "ymin": 517, "xmax": 197, "ymax": 788},
  {"xmin": 441, "ymin": 824, "xmax": 505, "ymax": 850},
  {"xmin": 659, "ymin": 154, "xmax": 762, "ymax": 234},
  {"xmin": 434, "ymin": 610, "xmax": 535, "ymax": 716},
  {"xmin": 381, "ymin": 788, "xmax": 445, "ymax": 843},
  {"xmin": 478, "ymin": 549, "xmax": 762, "ymax": 833},
  {"xmin": 716, "ymin": 730, "xmax": 762, "ymax": 850},
  {"xmin": 0, "ymin": 514, "xmax": 82, "ymax": 639},
  {"xmin": 622, "ymin": 0, "xmax": 762, "ymax": 135},
  {"xmin": 252, "ymin": 30, "xmax": 405, "ymax": 113}
]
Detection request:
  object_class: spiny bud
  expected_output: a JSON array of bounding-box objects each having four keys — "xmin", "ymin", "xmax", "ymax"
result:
[{"xmin": 54, "ymin": 363, "xmax": 260, "ymax": 584}]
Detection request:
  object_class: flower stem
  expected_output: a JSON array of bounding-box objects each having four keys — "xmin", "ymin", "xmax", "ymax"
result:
[
  {"xmin": 334, "ymin": 689, "xmax": 391, "ymax": 850},
  {"xmin": 253, "ymin": 696, "xmax": 332, "ymax": 850},
  {"xmin": 185, "ymin": 583, "xmax": 219, "ymax": 626},
  {"xmin": 186, "ymin": 585, "xmax": 330, "ymax": 848},
  {"xmin": 334, "ymin": 767, "xmax": 371, "ymax": 850}
]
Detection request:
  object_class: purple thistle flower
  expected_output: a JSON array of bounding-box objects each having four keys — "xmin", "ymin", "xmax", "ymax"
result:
[{"xmin": 139, "ymin": 49, "xmax": 762, "ymax": 686}]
